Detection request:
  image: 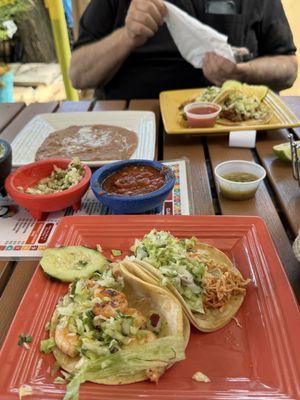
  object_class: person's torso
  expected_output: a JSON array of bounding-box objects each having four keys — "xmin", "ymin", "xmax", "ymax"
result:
[{"xmin": 101, "ymin": 0, "xmax": 262, "ymax": 99}]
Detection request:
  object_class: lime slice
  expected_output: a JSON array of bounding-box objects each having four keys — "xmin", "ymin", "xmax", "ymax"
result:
[
  {"xmin": 221, "ymin": 80, "xmax": 242, "ymax": 92},
  {"xmin": 273, "ymin": 141, "xmax": 300, "ymax": 162},
  {"xmin": 242, "ymin": 84, "xmax": 268, "ymax": 101}
]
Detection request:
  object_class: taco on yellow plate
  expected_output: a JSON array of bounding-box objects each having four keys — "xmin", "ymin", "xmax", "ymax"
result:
[
  {"xmin": 128, "ymin": 230, "xmax": 250, "ymax": 332},
  {"xmin": 214, "ymin": 89, "xmax": 272, "ymax": 126},
  {"xmin": 41, "ymin": 258, "xmax": 188, "ymax": 400},
  {"xmin": 178, "ymin": 86, "xmax": 222, "ymax": 111},
  {"xmin": 178, "ymin": 82, "xmax": 270, "ymax": 126}
]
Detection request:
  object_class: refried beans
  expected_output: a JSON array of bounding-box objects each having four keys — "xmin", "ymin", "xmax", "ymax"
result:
[{"xmin": 35, "ymin": 125, "xmax": 138, "ymax": 162}]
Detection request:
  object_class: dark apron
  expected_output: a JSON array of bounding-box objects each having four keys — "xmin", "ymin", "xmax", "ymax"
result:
[
  {"xmin": 100, "ymin": 0, "xmax": 247, "ymax": 99},
  {"xmin": 200, "ymin": 0, "xmax": 246, "ymax": 47},
  {"xmin": 110, "ymin": 0, "xmax": 245, "ymax": 47}
]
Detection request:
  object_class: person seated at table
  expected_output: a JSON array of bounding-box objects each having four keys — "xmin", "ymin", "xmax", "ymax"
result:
[{"xmin": 69, "ymin": 0, "xmax": 298, "ymax": 100}]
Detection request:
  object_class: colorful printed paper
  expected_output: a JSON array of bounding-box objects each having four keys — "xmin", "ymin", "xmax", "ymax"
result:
[{"xmin": 0, "ymin": 160, "xmax": 190, "ymax": 259}]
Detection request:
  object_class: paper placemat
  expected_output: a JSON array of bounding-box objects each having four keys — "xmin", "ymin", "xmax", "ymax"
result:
[{"xmin": 0, "ymin": 160, "xmax": 190, "ymax": 259}]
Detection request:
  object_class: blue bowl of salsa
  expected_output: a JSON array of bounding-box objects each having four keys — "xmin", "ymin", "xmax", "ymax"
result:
[{"xmin": 90, "ymin": 160, "xmax": 175, "ymax": 214}]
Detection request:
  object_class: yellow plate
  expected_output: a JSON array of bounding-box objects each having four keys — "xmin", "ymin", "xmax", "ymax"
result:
[{"xmin": 159, "ymin": 88, "xmax": 300, "ymax": 135}]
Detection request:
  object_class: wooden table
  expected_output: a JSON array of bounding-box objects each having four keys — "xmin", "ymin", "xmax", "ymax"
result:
[{"xmin": 0, "ymin": 98, "xmax": 299, "ymax": 347}]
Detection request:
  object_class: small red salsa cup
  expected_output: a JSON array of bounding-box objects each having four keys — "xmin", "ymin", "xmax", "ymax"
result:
[{"xmin": 184, "ymin": 101, "xmax": 222, "ymax": 128}]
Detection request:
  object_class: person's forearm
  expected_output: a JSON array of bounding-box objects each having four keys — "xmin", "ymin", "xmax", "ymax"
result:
[
  {"xmin": 236, "ymin": 55, "xmax": 298, "ymax": 91},
  {"xmin": 69, "ymin": 27, "xmax": 135, "ymax": 90}
]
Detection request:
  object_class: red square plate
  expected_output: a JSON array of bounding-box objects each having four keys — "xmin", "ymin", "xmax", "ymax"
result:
[{"xmin": 0, "ymin": 215, "xmax": 300, "ymax": 399}]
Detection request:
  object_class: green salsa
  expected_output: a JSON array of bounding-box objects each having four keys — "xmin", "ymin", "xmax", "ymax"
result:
[
  {"xmin": 222, "ymin": 172, "xmax": 258, "ymax": 183},
  {"xmin": 220, "ymin": 186, "xmax": 257, "ymax": 200}
]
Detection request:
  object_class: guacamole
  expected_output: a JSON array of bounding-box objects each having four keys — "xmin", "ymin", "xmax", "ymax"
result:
[{"xmin": 19, "ymin": 158, "xmax": 84, "ymax": 195}]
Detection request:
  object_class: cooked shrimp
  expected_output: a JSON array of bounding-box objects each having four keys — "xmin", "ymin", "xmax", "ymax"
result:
[
  {"xmin": 93, "ymin": 288, "xmax": 128, "ymax": 318},
  {"xmin": 86, "ymin": 280, "xmax": 104, "ymax": 290},
  {"xmin": 55, "ymin": 325, "xmax": 80, "ymax": 358},
  {"xmin": 123, "ymin": 307, "xmax": 147, "ymax": 329}
]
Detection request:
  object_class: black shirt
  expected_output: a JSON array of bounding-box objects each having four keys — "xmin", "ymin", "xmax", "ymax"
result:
[{"xmin": 74, "ymin": 0, "xmax": 296, "ymax": 100}]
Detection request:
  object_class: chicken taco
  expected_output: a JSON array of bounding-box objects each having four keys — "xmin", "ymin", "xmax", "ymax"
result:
[
  {"xmin": 178, "ymin": 81, "xmax": 271, "ymax": 127},
  {"xmin": 178, "ymin": 86, "xmax": 221, "ymax": 112},
  {"xmin": 41, "ymin": 256, "xmax": 188, "ymax": 399},
  {"xmin": 128, "ymin": 230, "xmax": 250, "ymax": 332},
  {"xmin": 214, "ymin": 89, "xmax": 272, "ymax": 126}
]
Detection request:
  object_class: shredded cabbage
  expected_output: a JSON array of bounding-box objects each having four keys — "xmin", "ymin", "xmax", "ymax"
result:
[
  {"xmin": 18, "ymin": 384, "xmax": 33, "ymax": 399},
  {"xmin": 40, "ymin": 338, "xmax": 55, "ymax": 353},
  {"xmin": 63, "ymin": 336, "xmax": 185, "ymax": 400},
  {"xmin": 132, "ymin": 230, "xmax": 205, "ymax": 313}
]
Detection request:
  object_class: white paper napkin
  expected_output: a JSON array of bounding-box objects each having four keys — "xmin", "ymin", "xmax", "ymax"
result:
[
  {"xmin": 164, "ymin": 1, "xmax": 235, "ymax": 68},
  {"xmin": 229, "ymin": 131, "xmax": 257, "ymax": 148}
]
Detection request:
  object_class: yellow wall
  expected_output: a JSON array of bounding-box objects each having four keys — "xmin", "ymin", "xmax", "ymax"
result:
[{"xmin": 282, "ymin": 0, "xmax": 300, "ymax": 95}]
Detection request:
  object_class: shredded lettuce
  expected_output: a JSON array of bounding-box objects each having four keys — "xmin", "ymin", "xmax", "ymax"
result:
[
  {"xmin": 132, "ymin": 230, "xmax": 205, "ymax": 313},
  {"xmin": 53, "ymin": 376, "xmax": 66, "ymax": 385},
  {"xmin": 111, "ymin": 249, "xmax": 122, "ymax": 257},
  {"xmin": 64, "ymin": 336, "xmax": 185, "ymax": 400},
  {"xmin": 44, "ymin": 278, "xmax": 163, "ymax": 363},
  {"xmin": 92, "ymin": 266, "xmax": 124, "ymax": 289},
  {"xmin": 18, "ymin": 384, "xmax": 33, "ymax": 399},
  {"xmin": 63, "ymin": 369, "xmax": 86, "ymax": 400},
  {"xmin": 40, "ymin": 338, "xmax": 55, "ymax": 354}
]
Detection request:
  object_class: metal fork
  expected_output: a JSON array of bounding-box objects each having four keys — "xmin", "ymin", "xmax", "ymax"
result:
[{"xmin": 288, "ymin": 133, "xmax": 300, "ymax": 186}]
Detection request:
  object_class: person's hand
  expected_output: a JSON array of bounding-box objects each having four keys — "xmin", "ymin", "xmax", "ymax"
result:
[
  {"xmin": 202, "ymin": 52, "xmax": 242, "ymax": 86},
  {"xmin": 124, "ymin": 0, "xmax": 166, "ymax": 48}
]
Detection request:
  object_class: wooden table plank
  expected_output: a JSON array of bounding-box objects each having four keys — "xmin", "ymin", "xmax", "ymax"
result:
[
  {"xmin": 129, "ymin": 101, "xmax": 214, "ymax": 215},
  {"xmin": 0, "ymin": 261, "xmax": 14, "ymax": 296},
  {"xmin": 56, "ymin": 100, "xmax": 93, "ymax": 112},
  {"xmin": 281, "ymin": 96, "xmax": 300, "ymax": 138},
  {"xmin": 207, "ymin": 136, "xmax": 300, "ymax": 301},
  {"xmin": 255, "ymin": 129, "xmax": 300, "ymax": 236},
  {"xmin": 0, "ymin": 103, "xmax": 25, "ymax": 133},
  {"xmin": 129, "ymin": 100, "xmax": 214, "ymax": 215},
  {"xmin": 92, "ymin": 100, "xmax": 127, "ymax": 111},
  {"xmin": 0, "ymin": 261, "xmax": 37, "ymax": 347},
  {"xmin": 163, "ymin": 134, "xmax": 215, "ymax": 215},
  {"xmin": 0, "ymin": 102, "xmax": 58, "ymax": 143}
]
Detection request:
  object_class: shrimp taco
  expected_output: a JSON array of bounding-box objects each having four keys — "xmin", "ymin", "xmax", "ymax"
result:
[
  {"xmin": 128, "ymin": 230, "xmax": 250, "ymax": 332},
  {"xmin": 41, "ymin": 255, "xmax": 188, "ymax": 399}
]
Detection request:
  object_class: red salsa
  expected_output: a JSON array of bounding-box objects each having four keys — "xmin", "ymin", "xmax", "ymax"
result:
[
  {"xmin": 184, "ymin": 102, "xmax": 221, "ymax": 128},
  {"xmin": 188, "ymin": 106, "xmax": 218, "ymax": 115},
  {"xmin": 102, "ymin": 165, "xmax": 166, "ymax": 196}
]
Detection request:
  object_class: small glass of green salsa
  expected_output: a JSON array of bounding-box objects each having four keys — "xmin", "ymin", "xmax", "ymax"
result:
[{"xmin": 214, "ymin": 160, "xmax": 266, "ymax": 201}]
